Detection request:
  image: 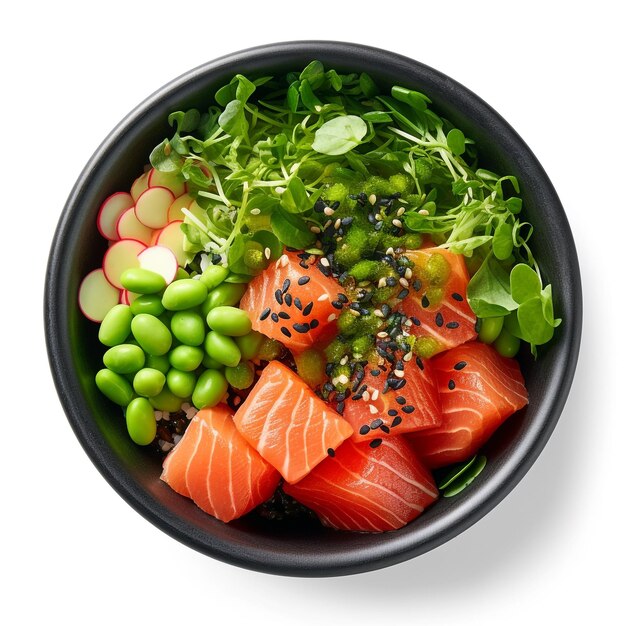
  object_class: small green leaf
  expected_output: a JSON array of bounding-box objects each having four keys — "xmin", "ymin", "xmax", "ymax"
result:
[
  {"xmin": 299, "ymin": 79, "xmax": 323, "ymax": 112},
  {"xmin": 467, "ymin": 255, "xmax": 519, "ymax": 317},
  {"xmin": 251, "ymin": 230, "xmax": 282, "ymax": 260},
  {"xmin": 280, "ymin": 176, "xmax": 310, "ymax": 214},
  {"xmin": 446, "ymin": 128, "xmax": 466, "ymax": 156},
  {"xmin": 362, "ymin": 111, "xmax": 393, "ymax": 123},
  {"xmin": 287, "ymin": 81, "xmax": 300, "ymax": 112},
  {"xmin": 492, "ymin": 221, "xmax": 514, "ymax": 260},
  {"xmin": 540, "ymin": 284, "xmax": 562, "ymax": 328},
  {"xmin": 510, "ymin": 264, "xmax": 541, "ymax": 304},
  {"xmin": 517, "ymin": 296, "xmax": 555, "ymax": 345},
  {"xmin": 506, "ymin": 197, "xmax": 523, "ymax": 214},
  {"xmin": 359, "ymin": 72, "xmax": 379, "ymax": 97},
  {"xmin": 312, "ymin": 115, "xmax": 367, "ymax": 155},
  {"xmin": 390, "ymin": 85, "xmax": 431, "ymax": 112},
  {"xmin": 326, "ymin": 69, "xmax": 342, "ymax": 91},
  {"xmin": 149, "ymin": 139, "xmax": 183, "ymax": 173},
  {"xmin": 443, "ymin": 456, "xmax": 487, "ymax": 497},
  {"xmin": 446, "ymin": 235, "xmax": 492, "ymax": 254},
  {"xmin": 270, "ymin": 209, "xmax": 316, "ymax": 249},
  {"xmin": 299, "ymin": 60, "xmax": 325, "ymax": 90},
  {"xmin": 438, "ymin": 455, "xmax": 478, "ymax": 490},
  {"xmin": 218, "ymin": 100, "xmax": 247, "ymax": 136}
]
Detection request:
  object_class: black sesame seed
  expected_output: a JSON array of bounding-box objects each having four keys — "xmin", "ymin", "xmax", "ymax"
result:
[
  {"xmin": 381, "ymin": 304, "xmax": 391, "ymax": 317},
  {"xmin": 401, "ymin": 405, "xmax": 415, "ymax": 414},
  {"xmin": 415, "ymin": 357, "xmax": 424, "ymax": 370},
  {"xmin": 341, "ymin": 217, "xmax": 353, "ymax": 226},
  {"xmin": 297, "ymin": 276, "xmax": 310, "ymax": 286},
  {"xmin": 359, "ymin": 424, "xmax": 371, "ymax": 435},
  {"xmin": 282, "ymin": 279, "xmax": 291, "ymax": 293},
  {"xmin": 369, "ymin": 438, "xmax": 383, "ymax": 449},
  {"xmin": 446, "ymin": 321, "xmax": 460, "ymax": 329},
  {"xmin": 388, "ymin": 409, "xmax": 398, "ymax": 417},
  {"xmin": 335, "ymin": 392, "xmax": 346, "ymax": 402},
  {"xmin": 374, "ymin": 221, "xmax": 383, "ymax": 231},
  {"xmin": 314, "ymin": 200, "xmax": 326, "ymax": 213},
  {"xmin": 278, "ymin": 311, "xmax": 290, "ymax": 320},
  {"xmin": 260, "ymin": 307, "xmax": 271, "ymax": 321},
  {"xmin": 281, "ymin": 327, "xmax": 292, "ymax": 338},
  {"xmin": 336, "ymin": 401, "xmax": 345, "ymax": 414},
  {"xmin": 396, "ymin": 379, "xmax": 407, "ymax": 390},
  {"xmin": 294, "ymin": 297, "xmax": 303, "ymax": 311},
  {"xmin": 310, "ymin": 319, "xmax": 319, "ymax": 329},
  {"xmin": 391, "ymin": 416, "xmax": 402, "ymax": 428},
  {"xmin": 274, "ymin": 289, "xmax": 283, "ymax": 305},
  {"xmin": 327, "ymin": 448, "xmax": 335, "ymax": 457},
  {"xmin": 421, "ymin": 294, "xmax": 430, "ymax": 308},
  {"xmin": 448, "ymin": 379, "xmax": 456, "ymax": 390},
  {"xmin": 410, "ymin": 316, "xmax": 421, "ymax": 326},
  {"xmin": 380, "ymin": 425, "xmax": 390, "ymax": 434},
  {"xmin": 318, "ymin": 264, "xmax": 332, "ymax": 277},
  {"xmin": 293, "ymin": 323, "xmax": 310, "ymax": 334},
  {"xmin": 370, "ymin": 418, "xmax": 383, "ymax": 429},
  {"xmin": 337, "ymin": 293, "xmax": 349, "ymax": 303},
  {"xmin": 325, "ymin": 363, "xmax": 334, "ymax": 376},
  {"xmin": 452, "ymin": 292, "xmax": 464, "ymax": 302},
  {"xmin": 413, "ymin": 279, "xmax": 422, "ymax": 291},
  {"xmin": 352, "ymin": 394, "xmax": 363, "ymax": 401},
  {"xmin": 395, "ymin": 361, "xmax": 404, "ymax": 371},
  {"xmin": 299, "ymin": 260, "xmax": 309, "ymax": 269},
  {"xmin": 302, "ymin": 302, "xmax": 314, "ymax": 316},
  {"xmin": 271, "ymin": 313, "xmax": 279, "ymax": 323},
  {"xmin": 454, "ymin": 361, "xmax": 467, "ymax": 370},
  {"xmin": 435, "ymin": 312, "xmax": 444, "ymax": 327},
  {"xmin": 370, "ymin": 369, "xmax": 381, "ymax": 377},
  {"xmin": 284, "ymin": 293, "xmax": 292, "ymax": 306},
  {"xmin": 396, "ymin": 396, "xmax": 406, "ymax": 405},
  {"xmin": 323, "ymin": 382, "xmax": 334, "ymax": 393},
  {"xmin": 331, "ymin": 300, "xmax": 343, "ymax": 310},
  {"xmin": 331, "ymin": 201, "xmax": 340, "ymax": 209},
  {"xmin": 386, "ymin": 277, "xmax": 397, "ymax": 287}
]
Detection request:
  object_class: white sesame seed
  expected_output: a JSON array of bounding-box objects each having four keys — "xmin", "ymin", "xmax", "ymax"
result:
[
  {"xmin": 403, "ymin": 351, "xmax": 413, "ymax": 361},
  {"xmin": 374, "ymin": 309, "xmax": 384, "ymax": 317},
  {"xmin": 310, "ymin": 225, "xmax": 321, "ymax": 234},
  {"xmin": 349, "ymin": 308, "xmax": 361, "ymax": 317},
  {"xmin": 392, "ymin": 218, "xmax": 403, "ymax": 228},
  {"xmin": 318, "ymin": 293, "xmax": 329, "ymax": 301},
  {"xmin": 405, "ymin": 319, "xmax": 413, "ymax": 327},
  {"xmin": 369, "ymin": 404, "xmax": 379, "ymax": 414},
  {"xmin": 264, "ymin": 247, "xmax": 271, "ymax": 260},
  {"xmin": 328, "ymin": 313, "xmax": 337, "ymax": 323},
  {"xmin": 375, "ymin": 213, "xmax": 382, "ymax": 221},
  {"xmin": 339, "ymin": 355, "xmax": 348, "ymax": 365},
  {"xmin": 279, "ymin": 254, "xmax": 289, "ymax": 267},
  {"xmin": 378, "ymin": 277, "xmax": 387, "ymax": 288},
  {"xmin": 320, "ymin": 257, "xmax": 330, "ymax": 267},
  {"xmin": 334, "ymin": 218, "xmax": 341, "ymax": 229},
  {"xmin": 323, "ymin": 206, "xmax": 335, "ymax": 216},
  {"xmin": 362, "ymin": 391, "xmax": 371, "ymax": 402},
  {"xmin": 386, "ymin": 247, "xmax": 394, "ymax": 256},
  {"xmin": 338, "ymin": 374, "xmax": 349, "ymax": 385},
  {"xmin": 250, "ymin": 208, "xmax": 261, "ymax": 215},
  {"xmin": 399, "ymin": 277, "xmax": 409, "ymax": 288},
  {"xmin": 368, "ymin": 194, "xmax": 377, "ymax": 205},
  {"xmin": 275, "ymin": 186, "xmax": 285, "ymax": 194},
  {"xmin": 371, "ymin": 389, "xmax": 380, "ymax": 401},
  {"xmin": 405, "ymin": 268, "xmax": 413, "ymax": 279},
  {"xmin": 394, "ymin": 369, "xmax": 405, "ymax": 378},
  {"xmin": 396, "ymin": 206, "xmax": 405, "ymax": 216},
  {"xmin": 418, "ymin": 209, "xmax": 429, "ymax": 215},
  {"xmin": 377, "ymin": 331, "xmax": 388, "ymax": 338}
]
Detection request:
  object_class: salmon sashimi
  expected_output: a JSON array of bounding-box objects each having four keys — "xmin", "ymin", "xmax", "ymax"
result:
[
  {"xmin": 160, "ymin": 405, "xmax": 280, "ymax": 522},
  {"xmin": 399, "ymin": 247, "xmax": 477, "ymax": 357},
  {"xmin": 239, "ymin": 251, "xmax": 347, "ymax": 353},
  {"xmin": 408, "ymin": 342, "xmax": 528, "ymax": 468},
  {"xmin": 233, "ymin": 361, "xmax": 353, "ymax": 484},
  {"xmin": 341, "ymin": 357, "xmax": 441, "ymax": 442},
  {"xmin": 284, "ymin": 436, "xmax": 438, "ymax": 532}
]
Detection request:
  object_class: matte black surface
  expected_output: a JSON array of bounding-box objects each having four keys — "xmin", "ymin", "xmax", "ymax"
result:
[{"xmin": 44, "ymin": 41, "xmax": 582, "ymax": 577}]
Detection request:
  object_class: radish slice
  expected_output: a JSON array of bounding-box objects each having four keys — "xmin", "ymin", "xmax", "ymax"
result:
[
  {"xmin": 137, "ymin": 245, "xmax": 178, "ymax": 285},
  {"xmin": 148, "ymin": 168, "xmax": 186, "ymax": 198},
  {"xmin": 167, "ymin": 192, "xmax": 194, "ymax": 222},
  {"xmin": 156, "ymin": 220, "xmax": 186, "ymax": 266},
  {"xmin": 150, "ymin": 228, "xmax": 162, "ymax": 246},
  {"xmin": 97, "ymin": 192, "xmax": 134, "ymax": 241},
  {"xmin": 120, "ymin": 289, "xmax": 140, "ymax": 306},
  {"xmin": 135, "ymin": 186, "xmax": 174, "ymax": 229},
  {"xmin": 116, "ymin": 207, "xmax": 153, "ymax": 245},
  {"xmin": 78, "ymin": 269, "xmax": 120, "ymax": 322},
  {"xmin": 130, "ymin": 171, "xmax": 149, "ymax": 201},
  {"xmin": 103, "ymin": 239, "xmax": 146, "ymax": 289}
]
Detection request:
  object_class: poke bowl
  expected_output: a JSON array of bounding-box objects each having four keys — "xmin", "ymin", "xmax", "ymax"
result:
[{"xmin": 44, "ymin": 41, "xmax": 582, "ymax": 576}]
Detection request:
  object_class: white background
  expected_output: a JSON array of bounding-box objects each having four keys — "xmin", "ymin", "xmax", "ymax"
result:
[{"xmin": 2, "ymin": 1, "xmax": 622, "ymax": 623}]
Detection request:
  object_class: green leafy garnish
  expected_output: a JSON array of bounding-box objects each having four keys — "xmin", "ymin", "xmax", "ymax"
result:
[
  {"xmin": 438, "ymin": 455, "xmax": 487, "ymax": 497},
  {"xmin": 312, "ymin": 115, "xmax": 368, "ymax": 155}
]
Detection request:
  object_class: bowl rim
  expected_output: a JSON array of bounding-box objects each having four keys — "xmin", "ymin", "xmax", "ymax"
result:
[{"xmin": 44, "ymin": 40, "xmax": 583, "ymax": 577}]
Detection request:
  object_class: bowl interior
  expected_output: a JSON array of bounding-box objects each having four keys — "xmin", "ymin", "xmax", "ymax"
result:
[{"xmin": 45, "ymin": 41, "xmax": 581, "ymax": 576}]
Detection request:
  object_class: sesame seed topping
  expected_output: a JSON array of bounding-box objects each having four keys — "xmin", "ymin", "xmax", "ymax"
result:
[
  {"xmin": 274, "ymin": 289, "xmax": 283, "ymax": 305},
  {"xmin": 339, "ymin": 356, "xmax": 348, "ymax": 366},
  {"xmin": 396, "ymin": 207, "xmax": 405, "ymax": 216},
  {"xmin": 415, "ymin": 357, "xmax": 424, "ymax": 370},
  {"xmin": 327, "ymin": 313, "xmax": 337, "ymax": 322},
  {"xmin": 362, "ymin": 390, "xmax": 371, "ymax": 402},
  {"xmin": 369, "ymin": 404, "xmax": 379, "ymax": 414},
  {"xmin": 392, "ymin": 218, "xmax": 403, "ymax": 228},
  {"xmin": 281, "ymin": 327, "xmax": 292, "ymax": 338},
  {"xmin": 421, "ymin": 294, "xmax": 430, "ymax": 308},
  {"xmin": 394, "ymin": 369, "xmax": 405, "ymax": 378},
  {"xmin": 278, "ymin": 254, "xmax": 289, "ymax": 267},
  {"xmin": 370, "ymin": 418, "xmax": 383, "ymax": 429},
  {"xmin": 371, "ymin": 389, "xmax": 379, "ymax": 401},
  {"xmin": 454, "ymin": 361, "xmax": 468, "ymax": 370},
  {"xmin": 260, "ymin": 307, "xmax": 271, "ymax": 321},
  {"xmin": 375, "ymin": 213, "xmax": 383, "ymax": 221},
  {"xmin": 398, "ymin": 288, "xmax": 409, "ymax": 300},
  {"xmin": 359, "ymin": 425, "xmax": 371, "ymax": 435},
  {"xmin": 369, "ymin": 438, "xmax": 382, "ymax": 449},
  {"xmin": 396, "ymin": 396, "xmax": 406, "ymax": 405},
  {"xmin": 323, "ymin": 206, "xmax": 335, "ymax": 216},
  {"xmin": 302, "ymin": 302, "xmax": 314, "ymax": 316},
  {"xmin": 310, "ymin": 319, "xmax": 319, "ymax": 329},
  {"xmin": 327, "ymin": 448, "xmax": 335, "ymax": 457},
  {"xmin": 405, "ymin": 268, "xmax": 413, "ymax": 279},
  {"xmin": 386, "ymin": 247, "xmax": 394, "ymax": 256},
  {"xmin": 294, "ymin": 297, "xmax": 303, "ymax": 310},
  {"xmin": 278, "ymin": 311, "xmax": 290, "ymax": 320},
  {"xmin": 378, "ymin": 277, "xmax": 387, "ymax": 288},
  {"xmin": 391, "ymin": 416, "xmax": 402, "ymax": 427},
  {"xmin": 399, "ymin": 277, "xmax": 409, "ymax": 288},
  {"xmin": 452, "ymin": 292, "xmax": 464, "ymax": 302},
  {"xmin": 435, "ymin": 312, "xmax": 444, "ymax": 327},
  {"xmin": 418, "ymin": 209, "xmax": 429, "ymax": 215},
  {"xmin": 271, "ymin": 312, "xmax": 279, "ymax": 323},
  {"xmin": 403, "ymin": 351, "xmax": 413, "ymax": 362},
  {"xmin": 388, "ymin": 409, "xmax": 398, "ymax": 417},
  {"xmin": 401, "ymin": 405, "xmax": 415, "ymax": 414},
  {"xmin": 292, "ymin": 323, "xmax": 310, "ymax": 334},
  {"xmin": 282, "ymin": 279, "xmax": 291, "ymax": 293},
  {"xmin": 264, "ymin": 247, "xmax": 271, "ymax": 260},
  {"xmin": 298, "ymin": 276, "xmax": 310, "ymax": 286},
  {"xmin": 250, "ymin": 208, "xmax": 261, "ymax": 215},
  {"xmin": 374, "ymin": 309, "xmax": 384, "ymax": 318},
  {"xmin": 448, "ymin": 379, "xmax": 456, "ymax": 390},
  {"xmin": 320, "ymin": 257, "xmax": 330, "ymax": 267},
  {"xmin": 310, "ymin": 226, "xmax": 321, "ymax": 234},
  {"xmin": 334, "ymin": 218, "xmax": 341, "ymax": 229},
  {"xmin": 377, "ymin": 331, "xmax": 389, "ymax": 338},
  {"xmin": 317, "ymin": 293, "xmax": 329, "ymax": 301},
  {"xmin": 446, "ymin": 321, "xmax": 460, "ymax": 329}
]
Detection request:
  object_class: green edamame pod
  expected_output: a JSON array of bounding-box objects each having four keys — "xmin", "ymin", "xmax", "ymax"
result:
[
  {"xmin": 175, "ymin": 267, "xmax": 190, "ymax": 280},
  {"xmin": 130, "ymin": 294, "xmax": 165, "ymax": 317},
  {"xmin": 131, "ymin": 314, "xmax": 172, "ymax": 356},
  {"xmin": 225, "ymin": 361, "xmax": 255, "ymax": 390},
  {"xmin": 149, "ymin": 386, "xmax": 185, "ymax": 412},
  {"xmin": 192, "ymin": 369, "xmax": 228, "ymax": 409},
  {"xmin": 167, "ymin": 369, "xmax": 197, "ymax": 398},
  {"xmin": 235, "ymin": 331, "xmax": 264, "ymax": 361},
  {"xmin": 205, "ymin": 331, "xmax": 241, "ymax": 367},
  {"xmin": 494, "ymin": 328, "xmax": 521, "ymax": 358},
  {"xmin": 199, "ymin": 265, "xmax": 229, "ymax": 290},
  {"xmin": 132, "ymin": 368, "xmax": 166, "ymax": 397},
  {"xmin": 202, "ymin": 353, "xmax": 224, "ymax": 370},
  {"xmin": 120, "ymin": 268, "xmax": 166, "ymax": 294},
  {"xmin": 168, "ymin": 345, "xmax": 204, "ymax": 372},
  {"xmin": 125, "ymin": 398, "xmax": 157, "ymax": 445},
  {"xmin": 201, "ymin": 283, "xmax": 246, "ymax": 316},
  {"xmin": 206, "ymin": 306, "xmax": 252, "ymax": 337},
  {"xmin": 95, "ymin": 369, "xmax": 134, "ymax": 406},
  {"xmin": 171, "ymin": 311, "xmax": 206, "ymax": 346},
  {"xmin": 145, "ymin": 353, "xmax": 170, "ymax": 375},
  {"xmin": 478, "ymin": 316, "xmax": 504, "ymax": 345},
  {"xmin": 162, "ymin": 279, "xmax": 208, "ymax": 311},
  {"xmin": 103, "ymin": 344, "xmax": 145, "ymax": 374},
  {"xmin": 98, "ymin": 304, "xmax": 132, "ymax": 347}
]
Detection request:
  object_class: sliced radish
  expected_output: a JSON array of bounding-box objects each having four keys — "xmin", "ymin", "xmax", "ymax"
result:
[
  {"xmin": 148, "ymin": 168, "xmax": 186, "ymax": 198},
  {"xmin": 103, "ymin": 239, "xmax": 146, "ymax": 289},
  {"xmin": 167, "ymin": 192, "xmax": 194, "ymax": 222},
  {"xmin": 78, "ymin": 268, "xmax": 120, "ymax": 322},
  {"xmin": 156, "ymin": 220, "xmax": 186, "ymax": 266},
  {"xmin": 120, "ymin": 289, "xmax": 140, "ymax": 306},
  {"xmin": 116, "ymin": 207, "xmax": 153, "ymax": 245},
  {"xmin": 135, "ymin": 186, "xmax": 174, "ymax": 229},
  {"xmin": 150, "ymin": 228, "xmax": 162, "ymax": 246},
  {"xmin": 130, "ymin": 171, "xmax": 149, "ymax": 201},
  {"xmin": 137, "ymin": 245, "xmax": 178, "ymax": 285},
  {"xmin": 97, "ymin": 192, "xmax": 134, "ymax": 241}
]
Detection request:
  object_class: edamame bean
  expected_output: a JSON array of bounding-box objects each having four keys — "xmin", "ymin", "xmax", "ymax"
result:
[
  {"xmin": 478, "ymin": 316, "xmax": 504, "ymax": 344},
  {"xmin": 192, "ymin": 369, "xmax": 228, "ymax": 409},
  {"xmin": 175, "ymin": 267, "xmax": 190, "ymax": 280},
  {"xmin": 199, "ymin": 265, "xmax": 229, "ymax": 290},
  {"xmin": 131, "ymin": 314, "xmax": 172, "ymax": 356},
  {"xmin": 149, "ymin": 386, "xmax": 185, "ymax": 412},
  {"xmin": 125, "ymin": 397, "xmax": 157, "ymax": 445},
  {"xmin": 145, "ymin": 353, "xmax": 170, "ymax": 375},
  {"xmin": 120, "ymin": 268, "xmax": 166, "ymax": 294},
  {"xmin": 202, "ymin": 353, "xmax": 224, "ymax": 370},
  {"xmin": 205, "ymin": 331, "xmax": 241, "ymax": 367},
  {"xmin": 168, "ymin": 345, "xmax": 204, "ymax": 371},
  {"xmin": 167, "ymin": 369, "xmax": 197, "ymax": 398},
  {"xmin": 225, "ymin": 361, "xmax": 255, "ymax": 390},
  {"xmin": 132, "ymin": 368, "xmax": 166, "ymax": 397},
  {"xmin": 103, "ymin": 344, "xmax": 145, "ymax": 374},
  {"xmin": 162, "ymin": 279, "xmax": 208, "ymax": 311},
  {"xmin": 206, "ymin": 306, "xmax": 252, "ymax": 337},
  {"xmin": 494, "ymin": 328, "xmax": 521, "ymax": 358},
  {"xmin": 130, "ymin": 294, "xmax": 165, "ymax": 317},
  {"xmin": 95, "ymin": 369, "xmax": 134, "ymax": 406},
  {"xmin": 98, "ymin": 304, "xmax": 132, "ymax": 347},
  {"xmin": 171, "ymin": 311, "xmax": 205, "ymax": 346},
  {"xmin": 201, "ymin": 282, "xmax": 246, "ymax": 316},
  {"xmin": 235, "ymin": 331, "xmax": 264, "ymax": 361}
]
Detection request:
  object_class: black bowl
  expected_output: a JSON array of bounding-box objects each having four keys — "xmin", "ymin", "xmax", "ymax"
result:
[{"xmin": 44, "ymin": 41, "xmax": 582, "ymax": 576}]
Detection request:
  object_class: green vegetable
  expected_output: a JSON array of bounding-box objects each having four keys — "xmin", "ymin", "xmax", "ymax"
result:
[
  {"xmin": 440, "ymin": 455, "xmax": 487, "ymax": 497},
  {"xmin": 171, "ymin": 311, "xmax": 206, "ymax": 346},
  {"xmin": 192, "ymin": 369, "xmax": 228, "ymax": 409},
  {"xmin": 132, "ymin": 368, "xmax": 166, "ymax": 397},
  {"xmin": 199, "ymin": 265, "xmax": 229, "ymax": 290},
  {"xmin": 125, "ymin": 398, "xmax": 157, "ymax": 445},
  {"xmin": 206, "ymin": 306, "xmax": 252, "ymax": 337},
  {"xmin": 130, "ymin": 294, "xmax": 165, "ymax": 317},
  {"xmin": 103, "ymin": 344, "xmax": 145, "ymax": 374},
  {"xmin": 235, "ymin": 331, "xmax": 264, "ymax": 361},
  {"xmin": 95, "ymin": 369, "xmax": 134, "ymax": 406},
  {"xmin": 145, "ymin": 354, "xmax": 170, "ymax": 375},
  {"xmin": 204, "ymin": 331, "xmax": 241, "ymax": 367},
  {"xmin": 162, "ymin": 279, "xmax": 208, "ymax": 311},
  {"xmin": 149, "ymin": 386, "xmax": 184, "ymax": 412},
  {"xmin": 167, "ymin": 369, "xmax": 197, "ymax": 398},
  {"xmin": 312, "ymin": 115, "xmax": 368, "ymax": 155},
  {"xmin": 225, "ymin": 361, "xmax": 255, "ymax": 389},
  {"xmin": 98, "ymin": 304, "xmax": 132, "ymax": 347},
  {"xmin": 131, "ymin": 314, "xmax": 172, "ymax": 356},
  {"xmin": 494, "ymin": 327, "xmax": 521, "ymax": 358},
  {"xmin": 120, "ymin": 268, "xmax": 166, "ymax": 295},
  {"xmin": 477, "ymin": 316, "xmax": 504, "ymax": 345},
  {"xmin": 202, "ymin": 283, "xmax": 246, "ymax": 315}
]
